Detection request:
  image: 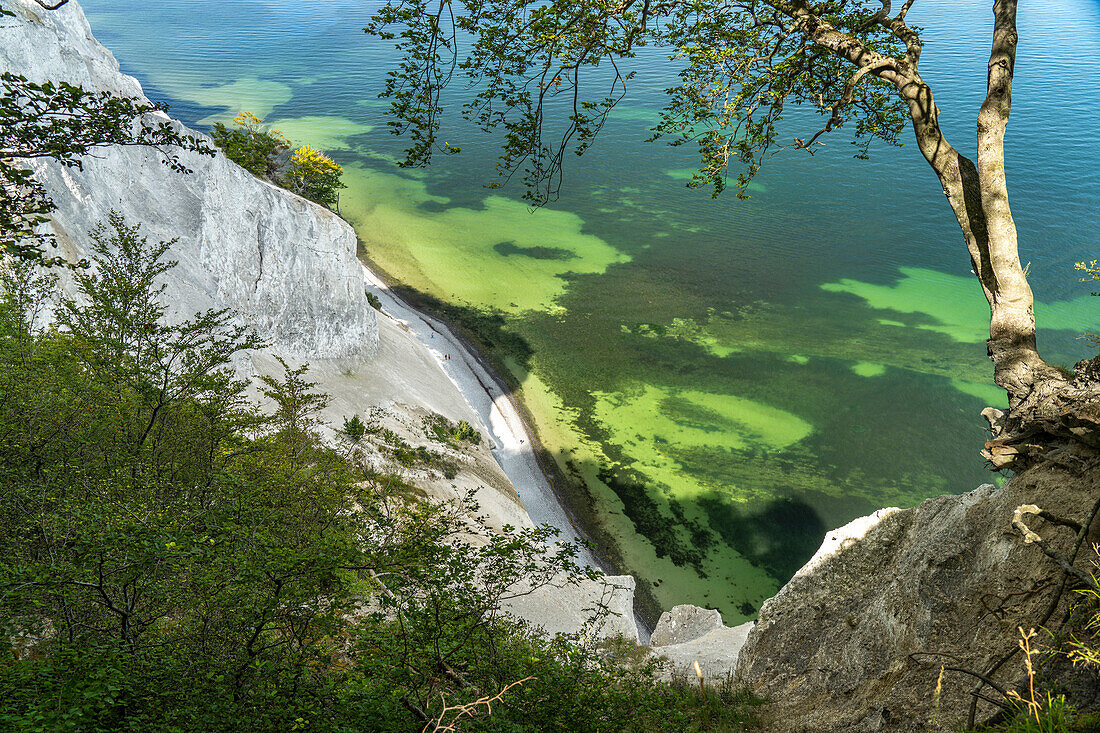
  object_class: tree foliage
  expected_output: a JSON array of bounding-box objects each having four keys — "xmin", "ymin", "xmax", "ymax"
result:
[
  {"xmin": 210, "ymin": 113, "xmax": 346, "ymax": 209},
  {"xmin": 365, "ymin": 0, "xmax": 910, "ymax": 203},
  {"xmin": 284, "ymin": 144, "xmax": 346, "ymax": 208},
  {"xmin": 210, "ymin": 111, "xmax": 290, "ymax": 179},
  {"xmin": 0, "ymin": 72, "xmax": 213, "ymax": 263}
]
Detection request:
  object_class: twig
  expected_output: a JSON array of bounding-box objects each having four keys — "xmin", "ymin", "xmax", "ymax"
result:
[{"xmin": 423, "ymin": 676, "xmax": 534, "ymax": 733}]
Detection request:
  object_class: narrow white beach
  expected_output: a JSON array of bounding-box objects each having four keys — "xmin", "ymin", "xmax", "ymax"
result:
[{"xmin": 358, "ymin": 264, "xmax": 593, "ymax": 558}]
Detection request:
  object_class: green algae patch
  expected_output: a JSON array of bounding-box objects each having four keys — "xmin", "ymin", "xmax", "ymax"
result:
[
  {"xmin": 607, "ymin": 105, "xmax": 662, "ymax": 123},
  {"xmin": 342, "ymin": 165, "xmax": 629, "ymax": 313},
  {"xmin": 663, "ymin": 317, "xmax": 741, "ymax": 357},
  {"xmin": 1036, "ymin": 294, "xmax": 1100, "ymax": 335},
  {"xmin": 664, "ymin": 168, "xmax": 697, "ymax": 182},
  {"xmin": 950, "ymin": 377, "xmax": 1006, "ymax": 407},
  {"xmin": 851, "ymin": 361, "xmax": 886, "ymax": 377},
  {"xmin": 822, "ymin": 267, "xmax": 1098, "ymax": 344},
  {"xmin": 510, "ymin": 369, "xmax": 782, "ymax": 620},
  {"xmin": 184, "ymin": 77, "xmax": 293, "ymax": 124},
  {"xmin": 822, "ymin": 267, "xmax": 989, "ymax": 342},
  {"xmin": 591, "ymin": 383, "xmax": 813, "ymax": 500},
  {"xmin": 266, "ymin": 115, "xmax": 373, "ymax": 150}
]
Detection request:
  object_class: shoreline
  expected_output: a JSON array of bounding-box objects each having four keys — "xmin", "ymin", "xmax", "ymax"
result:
[{"xmin": 355, "ymin": 254, "xmax": 653, "ymax": 640}]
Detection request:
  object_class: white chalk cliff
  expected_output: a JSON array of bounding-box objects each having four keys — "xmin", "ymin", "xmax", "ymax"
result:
[{"xmin": 2, "ymin": 1, "xmax": 376, "ymax": 359}]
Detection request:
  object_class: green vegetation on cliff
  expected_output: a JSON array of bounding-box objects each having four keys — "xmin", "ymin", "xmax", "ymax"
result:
[{"xmin": 211, "ymin": 112, "xmax": 346, "ymax": 209}]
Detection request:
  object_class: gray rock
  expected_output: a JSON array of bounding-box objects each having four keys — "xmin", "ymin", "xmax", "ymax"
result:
[
  {"xmin": 501, "ymin": 573, "xmax": 639, "ymax": 643},
  {"xmin": 651, "ymin": 604, "xmax": 725, "ymax": 647},
  {"xmin": 654, "ymin": 621, "xmax": 754, "ymax": 681},
  {"xmin": 735, "ymin": 463, "xmax": 1100, "ymax": 732}
]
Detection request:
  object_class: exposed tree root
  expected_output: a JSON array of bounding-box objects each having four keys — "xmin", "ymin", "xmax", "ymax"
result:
[{"xmin": 982, "ymin": 357, "xmax": 1100, "ymax": 470}]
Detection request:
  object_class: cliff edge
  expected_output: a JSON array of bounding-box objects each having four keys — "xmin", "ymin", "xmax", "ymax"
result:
[{"xmin": 736, "ymin": 461, "xmax": 1099, "ymax": 731}]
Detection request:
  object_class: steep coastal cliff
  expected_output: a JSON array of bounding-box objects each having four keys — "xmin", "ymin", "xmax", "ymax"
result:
[{"xmin": 4, "ymin": 2, "xmax": 375, "ymax": 360}]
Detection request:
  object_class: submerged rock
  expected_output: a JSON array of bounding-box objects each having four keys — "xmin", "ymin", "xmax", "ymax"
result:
[{"xmin": 736, "ymin": 463, "xmax": 1100, "ymax": 731}]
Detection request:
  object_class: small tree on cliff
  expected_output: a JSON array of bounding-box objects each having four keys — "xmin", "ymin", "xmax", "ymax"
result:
[
  {"xmin": 210, "ymin": 111, "xmax": 290, "ymax": 179},
  {"xmin": 366, "ymin": 0, "xmax": 1099, "ymax": 469},
  {"xmin": 284, "ymin": 144, "xmax": 346, "ymax": 209}
]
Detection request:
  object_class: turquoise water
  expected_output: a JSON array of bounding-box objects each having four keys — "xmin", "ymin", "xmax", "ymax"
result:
[{"xmin": 84, "ymin": 0, "xmax": 1100, "ymax": 620}]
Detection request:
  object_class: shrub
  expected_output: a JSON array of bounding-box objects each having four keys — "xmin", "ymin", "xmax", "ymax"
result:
[
  {"xmin": 210, "ymin": 113, "xmax": 346, "ymax": 211},
  {"xmin": 343, "ymin": 413, "xmax": 367, "ymax": 442},
  {"xmin": 284, "ymin": 145, "xmax": 346, "ymax": 208},
  {"xmin": 425, "ymin": 414, "xmax": 482, "ymax": 446},
  {"xmin": 210, "ymin": 111, "xmax": 289, "ymax": 178},
  {"xmin": 970, "ymin": 549, "xmax": 1100, "ymax": 733},
  {"xmin": 454, "ymin": 419, "xmax": 481, "ymax": 444}
]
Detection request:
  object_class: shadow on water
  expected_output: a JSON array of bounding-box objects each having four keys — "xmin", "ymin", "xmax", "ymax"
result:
[
  {"xmin": 492, "ymin": 241, "xmax": 577, "ymax": 261},
  {"xmin": 592, "ymin": 462, "xmax": 844, "ymax": 622},
  {"xmin": 384, "ymin": 283, "xmax": 536, "ymax": 379},
  {"xmin": 697, "ymin": 495, "xmax": 828, "ymax": 589}
]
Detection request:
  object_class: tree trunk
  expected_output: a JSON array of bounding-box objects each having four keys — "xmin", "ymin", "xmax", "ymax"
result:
[{"xmin": 888, "ymin": 0, "xmax": 1100, "ymax": 469}]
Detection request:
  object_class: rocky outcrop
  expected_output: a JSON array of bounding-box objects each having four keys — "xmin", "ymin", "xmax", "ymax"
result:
[
  {"xmin": 1, "ymin": 0, "xmax": 377, "ymax": 359},
  {"xmin": 651, "ymin": 604, "xmax": 725, "ymax": 646},
  {"xmin": 649, "ymin": 605, "xmax": 753, "ymax": 681},
  {"xmin": 735, "ymin": 463, "xmax": 1100, "ymax": 732}
]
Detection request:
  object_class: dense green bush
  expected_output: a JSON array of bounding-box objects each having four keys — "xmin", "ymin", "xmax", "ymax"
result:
[
  {"xmin": 0, "ymin": 214, "xmax": 763, "ymax": 732},
  {"xmin": 343, "ymin": 413, "xmax": 367, "ymax": 442},
  {"xmin": 425, "ymin": 414, "xmax": 482, "ymax": 446},
  {"xmin": 283, "ymin": 145, "xmax": 346, "ymax": 209},
  {"xmin": 210, "ymin": 111, "xmax": 289, "ymax": 179}
]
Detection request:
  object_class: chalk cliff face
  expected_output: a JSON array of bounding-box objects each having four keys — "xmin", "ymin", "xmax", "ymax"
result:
[{"xmin": 1, "ymin": 0, "xmax": 377, "ymax": 359}]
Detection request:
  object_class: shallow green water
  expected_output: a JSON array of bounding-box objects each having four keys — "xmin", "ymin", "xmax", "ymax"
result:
[{"xmin": 85, "ymin": 0, "xmax": 1100, "ymax": 620}]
